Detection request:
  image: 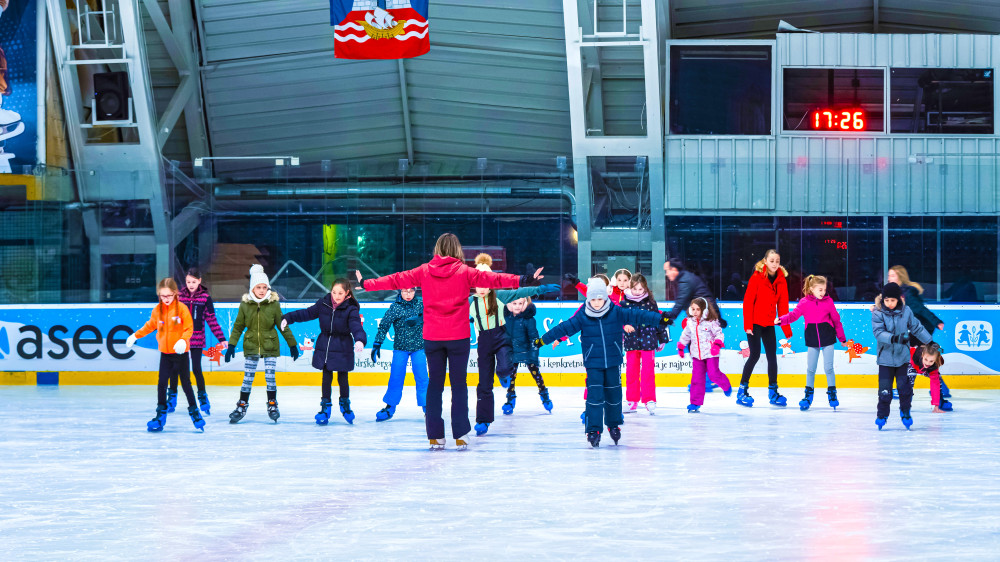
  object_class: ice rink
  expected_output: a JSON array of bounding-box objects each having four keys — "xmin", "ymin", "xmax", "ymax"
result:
[{"xmin": 3, "ymin": 384, "xmax": 999, "ymax": 560}]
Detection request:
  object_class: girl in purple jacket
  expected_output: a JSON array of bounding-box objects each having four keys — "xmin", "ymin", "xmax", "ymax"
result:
[
  {"xmin": 776, "ymin": 275, "xmax": 846, "ymax": 411},
  {"xmin": 171, "ymin": 268, "xmax": 228, "ymax": 415}
]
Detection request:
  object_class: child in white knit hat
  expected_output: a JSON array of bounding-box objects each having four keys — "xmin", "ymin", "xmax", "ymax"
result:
[{"xmin": 224, "ymin": 264, "xmax": 300, "ymax": 423}]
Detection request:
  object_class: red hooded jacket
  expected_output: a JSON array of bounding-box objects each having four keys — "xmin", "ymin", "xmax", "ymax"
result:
[
  {"xmin": 743, "ymin": 263, "xmax": 793, "ymax": 338},
  {"xmin": 363, "ymin": 255, "xmax": 521, "ymax": 341}
]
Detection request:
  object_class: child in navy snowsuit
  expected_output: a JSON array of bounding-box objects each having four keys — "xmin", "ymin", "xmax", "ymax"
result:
[
  {"xmin": 537, "ymin": 279, "xmax": 669, "ymax": 448},
  {"xmin": 503, "ymin": 297, "xmax": 552, "ymax": 414},
  {"xmin": 282, "ymin": 279, "xmax": 366, "ymax": 425},
  {"xmin": 371, "ymin": 287, "xmax": 429, "ymax": 421}
]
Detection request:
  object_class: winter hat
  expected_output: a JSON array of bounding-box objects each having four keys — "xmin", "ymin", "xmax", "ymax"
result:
[
  {"xmin": 881, "ymin": 282, "xmax": 902, "ymax": 300},
  {"xmin": 249, "ymin": 264, "xmax": 270, "ymax": 290},
  {"xmin": 586, "ymin": 278, "xmax": 609, "ymax": 301}
]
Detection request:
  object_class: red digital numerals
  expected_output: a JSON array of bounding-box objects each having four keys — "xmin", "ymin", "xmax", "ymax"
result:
[{"xmin": 812, "ymin": 109, "xmax": 865, "ymax": 131}]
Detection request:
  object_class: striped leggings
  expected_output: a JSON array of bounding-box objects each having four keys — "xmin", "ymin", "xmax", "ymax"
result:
[{"xmin": 240, "ymin": 355, "xmax": 277, "ymax": 401}]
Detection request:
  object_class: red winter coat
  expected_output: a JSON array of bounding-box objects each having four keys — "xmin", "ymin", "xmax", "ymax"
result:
[
  {"xmin": 743, "ymin": 264, "xmax": 793, "ymax": 338},
  {"xmin": 363, "ymin": 255, "xmax": 521, "ymax": 342}
]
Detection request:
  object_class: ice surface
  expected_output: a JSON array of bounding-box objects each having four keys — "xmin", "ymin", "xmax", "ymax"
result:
[{"xmin": 2, "ymin": 385, "xmax": 999, "ymax": 560}]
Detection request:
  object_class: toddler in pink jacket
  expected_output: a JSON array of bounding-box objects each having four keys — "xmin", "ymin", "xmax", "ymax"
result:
[
  {"xmin": 776, "ymin": 275, "xmax": 846, "ymax": 411},
  {"xmin": 678, "ymin": 297, "xmax": 732, "ymax": 412}
]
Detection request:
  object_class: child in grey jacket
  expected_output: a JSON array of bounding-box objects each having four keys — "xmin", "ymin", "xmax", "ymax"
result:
[{"xmin": 871, "ymin": 282, "xmax": 933, "ymax": 431}]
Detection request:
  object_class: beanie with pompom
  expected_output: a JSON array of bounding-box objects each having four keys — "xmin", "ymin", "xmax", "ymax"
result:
[{"xmin": 249, "ymin": 264, "xmax": 270, "ymax": 291}]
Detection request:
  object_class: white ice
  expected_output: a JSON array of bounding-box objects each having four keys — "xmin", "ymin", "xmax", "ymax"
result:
[{"xmin": 2, "ymin": 385, "xmax": 999, "ymax": 560}]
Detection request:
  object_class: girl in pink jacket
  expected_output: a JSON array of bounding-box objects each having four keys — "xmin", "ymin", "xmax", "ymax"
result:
[
  {"xmin": 776, "ymin": 275, "xmax": 846, "ymax": 411},
  {"xmin": 678, "ymin": 297, "xmax": 732, "ymax": 412}
]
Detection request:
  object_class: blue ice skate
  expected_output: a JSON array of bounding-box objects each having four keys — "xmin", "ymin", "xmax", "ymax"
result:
[
  {"xmin": 768, "ymin": 384, "xmax": 787, "ymax": 407},
  {"xmin": 538, "ymin": 389, "xmax": 553, "ymax": 412},
  {"xmin": 166, "ymin": 389, "xmax": 178, "ymax": 413},
  {"xmin": 580, "ymin": 411, "xmax": 586, "ymax": 425},
  {"xmin": 687, "ymin": 404, "xmax": 700, "ymax": 413},
  {"xmin": 197, "ymin": 390, "xmax": 211, "ymax": 416},
  {"xmin": 339, "ymin": 397, "xmax": 355, "ymax": 424},
  {"xmin": 502, "ymin": 391, "xmax": 516, "ymax": 415},
  {"xmin": 940, "ymin": 379, "xmax": 951, "ymax": 398},
  {"xmin": 736, "ymin": 384, "xmax": 754, "ymax": 407},
  {"xmin": 940, "ymin": 400, "xmax": 953, "ymax": 412},
  {"xmin": 475, "ymin": 422, "xmax": 490, "ymax": 436},
  {"xmin": 876, "ymin": 416, "xmax": 887, "ymax": 430},
  {"xmin": 188, "ymin": 405, "xmax": 206, "ymax": 432},
  {"xmin": 900, "ymin": 410, "xmax": 913, "ymax": 430},
  {"xmin": 376, "ymin": 404, "xmax": 396, "ymax": 421},
  {"xmin": 315, "ymin": 399, "xmax": 332, "ymax": 425},
  {"xmin": 147, "ymin": 404, "xmax": 168, "ymax": 432},
  {"xmin": 827, "ymin": 386, "xmax": 839, "ymax": 410},
  {"xmin": 723, "ymin": 386, "xmax": 733, "ymax": 397},
  {"xmin": 499, "ymin": 375, "xmax": 511, "ymax": 389},
  {"xmin": 799, "ymin": 386, "xmax": 814, "ymax": 411}
]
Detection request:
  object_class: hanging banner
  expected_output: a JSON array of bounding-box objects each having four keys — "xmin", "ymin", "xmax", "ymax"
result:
[
  {"xmin": 330, "ymin": 0, "xmax": 429, "ymax": 59},
  {"xmin": 0, "ymin": 0, "xmax": 36, "ymax": 173},
  {"xmin": 1, "ymin": 303, "xmax": 998, "ymax": 377}
]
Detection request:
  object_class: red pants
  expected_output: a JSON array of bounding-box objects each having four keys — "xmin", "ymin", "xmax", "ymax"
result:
[{"xmin": 625, "ymin": 350, "xmax": 656, "ymax": 403}]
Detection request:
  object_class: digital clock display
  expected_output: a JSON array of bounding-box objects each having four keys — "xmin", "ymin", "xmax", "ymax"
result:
[{"xmin": 812, "ymin": 109, "xmax": 865, "ymax": 131}]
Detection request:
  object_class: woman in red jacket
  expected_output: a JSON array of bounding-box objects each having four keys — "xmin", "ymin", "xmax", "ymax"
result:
[
  {"xmin": 358, "ymin": 233, "xmax": 542, "ymax": 450},
  {"xmin": 738, "ymin": 249, "xmax": 793, "ymax": 408}
]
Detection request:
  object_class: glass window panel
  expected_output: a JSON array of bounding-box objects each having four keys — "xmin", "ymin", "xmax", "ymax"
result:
[
  {"xmin": 888, "ymin": 217, "xmax": 939, "ymax": 301},
  {"xmin": 940, "ymin": 217, "xmax": 998, "ymax": 303},
  {"xmin": 783, "ymin": 68, "xmax": 885, "ymax": 131},
  {"xmin": 890, "ymin": 68, "xmax": 994, "ymax": 134}
]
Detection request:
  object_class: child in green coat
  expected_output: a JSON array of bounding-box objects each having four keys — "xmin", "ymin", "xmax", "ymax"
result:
[{"xmin": 224, "ymin": 265, "xmax": 299, "ymax": 423}]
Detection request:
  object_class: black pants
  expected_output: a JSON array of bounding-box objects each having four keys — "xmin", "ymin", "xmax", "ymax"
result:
[
  {"xmin": 322, "ymin": 369, "xmax": 350, "ymax": 400},
  {"xmin": 878, "ymin": 364, "xmax": 913, "ymax": 418},
  {"xmin": 740, "ymin": 324, "xmax": 778, "ymax": 386},
  {"xmin": 475, "ymin": 326, "xmax": 515, "ymax": 424},
  {"xmin": 169, "ymin": 347, "xmax": 206, "ymax": 394},
  {"xmin": 158, "ymin": 353, "xmax": 196, "ymax": 407},
  {"xmin": 509, "ymin": 363, "xmax": 546, "ymax": 394},
  {"xmin": 425, "ymin": 338, "xmax": 472, "ymax": 440}
]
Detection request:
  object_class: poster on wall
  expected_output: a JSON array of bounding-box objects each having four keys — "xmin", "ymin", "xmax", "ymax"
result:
[
  {"xmin": 330, "ymin": 0, "xmax": 429, "ymax": 59},
  {"xmin": 0, "ymin": 0, "xmax": 36, "ymax": 173},
  {"xmin": 0, "ymin": 303, "xmax": 998, "ymax": 377}
]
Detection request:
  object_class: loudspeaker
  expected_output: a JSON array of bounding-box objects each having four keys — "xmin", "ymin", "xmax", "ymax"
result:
[{"xmin": 93, "ymin": 71, "xmax": 130, "ymax": 122}]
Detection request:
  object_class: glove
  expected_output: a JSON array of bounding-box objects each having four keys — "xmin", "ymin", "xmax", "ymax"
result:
[
  {"xmin": 519, "ymin": 274, "xmax": 541, "ymax": 287},
  {"xmin": 371, "ymin": 345, "xmax": 381, "ymax": 363},
  {"xmin": 676, "ymin": 343, "xmax": 685, "ymax": 359},
  {"xmin": 540, "ymin": 283, "xmax": 560, "ymax": 295},
  {"xmin": 280, "ymin": 319, "xmax": 288, "ymax": 331},
  {"xmin": 532, "ymin": 338, "xmax": 545, "ymax": 349},
  {"xmin": 173, "ymin": 339, "xmax": 187, "ymax": 354},
  {"xmin": 224, "ymin": 346, "xmax": 236, "ymax": 363},
  {"xmin": 354, "ymin": 341, "xmax": 364, "ymax": 353},
  {"xmin": 289, "ymin": 345, "xmax": 299, "ymax": 362},
  {"xmin": 563, "ymin": 272, "xmax": 580, "ymax": 286},
  {"xmin": 891, "ymin": 332, "xmax": 911, "ymax": 345},
  {"xmin": 403, "ymin": 314, "xmax": 421, "ymax": 327},
  {"xmin": 125, "ymin": 334, "xmax": 137, "ymax": 348},
  {"xmin": 659, "ymin": 312, "xmax": 672, "ymax": 326},
  {"xmin": 710, "ymin": 339, "xmax": 724, "ymax": 356}
]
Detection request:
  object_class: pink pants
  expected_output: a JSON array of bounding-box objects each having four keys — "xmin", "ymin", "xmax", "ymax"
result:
[
  {"xmin": 689, "ymin": 357, "xmax": 732, "ymax": 406},
  {"xmin": 625, "ymin": 350, "xmax": 656, "ymax": 403},
  {"xmin": 929, "ymin": 371, "xmax": 942, "ymax": 406}
]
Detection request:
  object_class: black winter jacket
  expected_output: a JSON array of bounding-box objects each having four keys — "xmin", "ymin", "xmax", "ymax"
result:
[
  {"xmin": 284, "ymin": 295, "xmax": 367, "ymax": 372},
  {"xmin": 504, "ymin": 303, "xmax": 540, "ymax": 365}
]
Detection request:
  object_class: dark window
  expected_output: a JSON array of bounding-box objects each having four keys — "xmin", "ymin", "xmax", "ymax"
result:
[
  {"xmin": 783, "ymin": 68, "xmax": 884, "ymax": 131},
  {"xmin": 669, "ymin": 45, "xmax": 772, "ymax": 135},
  {"xmin": 888, "ymin": 217, "xmax": 939, "ymax": 300},
  {"xmin": 940, "ymin": 217, "xmax": 997, "ymax": 303},
  {"xmin": 890, "ymin": 68, "xmax": 994, "ymax": 134}
]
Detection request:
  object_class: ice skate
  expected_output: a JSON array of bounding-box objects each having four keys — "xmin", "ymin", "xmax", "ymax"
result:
[
  {"xmin": 267, "ymin": 399, "xmax": 280, "ymax": 422},
  {"xmin": 455, "ymin": 434, "xmax": 470, "ymax": 450},
  {"xmin": 645, "ymin": 401, "xmax": 656, "ymax": 415},
  {"xmin": 687, "ymin": 404, "xmax": 700, "ymax": 413},
  {"xmin": 197, "ymin": 390, "xmax": 211, "ymax": 416},
  {"xmin": 339, "ymin": 397, "xmax": 355, "ymax": 424},
  {"xmin": 474, "ymin": 422, "xmax": 490, "ymax": 436},
  {"xmin": 587, "ymin": 431, "xmax": 601, "ymax": 448},
  {"xmin": 876, "ymin": 416, "xmax": 887, "ymax": 430},
  {"xmin": 799, "ymin": 386, "xmax": 814, "ymax": 411},
  {"xmin": 626, "ymin": 401, "xmax": 639, "ymax": 413},
  {"xmin": 940, "ymin": 400, "xmax": 953, "ymax": 412},
  {"xmin": 502, "ymin": 388, "xmax": 516, "ymax": 415},
  {"xmin": 166, "ymin": 389, "xmax": 178, "ymax": 413},
  {"xmin": 188, "ymin": 405, "xmax": 206, "ymax": 432},
  {"xmin": 900, "ymin": 410, "xmax": 913, "ymax": 430},
  {"xmin": 229, "ymin": 400, "xmax": 248, "ymax": 424},
  {"xmin": 608, "ymin": 426, "xmax": 621, "ymax": 445},
  {"xmin": 539, "ymin": 388, "xmax": 553, "ymax": 412},
  {"xmin": 768, "ymin": 384, "xmax": 787, "ymax": 407},
  {"xmin": 429, "ymin": 439, "xmax": 446, "ymax": 451},
  {"xmin": 375, "ymin": 404, "xmax": 396, "ymax": 421},
  {"xmin": 827, "ymin": 386, "xmax": 839, "ymax": 410},
  {"xmin": 315, "ymin": 399, "xmax": 332, "ymax": 425},
  {"xmin": 736, "ymin": 384, "xmax": 754, "ymax": 407},
  {"xmin": 146, "ymin": 405, "xmax": 168, "ymax": 432}
]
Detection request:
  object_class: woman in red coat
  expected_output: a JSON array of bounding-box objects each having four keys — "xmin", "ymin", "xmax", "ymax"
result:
[
  {"xmin": 357, "ymin": 233, "xmax": 542, "ymax": 450},
  {"xmin": 737, "ymin": 249, "xmax": 793, "ymax": 408}
]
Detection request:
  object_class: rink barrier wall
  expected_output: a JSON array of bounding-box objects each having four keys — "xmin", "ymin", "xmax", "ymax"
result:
[{"xmin": 1, "ymin": 303, "xmax": 999, "ymax": 388}]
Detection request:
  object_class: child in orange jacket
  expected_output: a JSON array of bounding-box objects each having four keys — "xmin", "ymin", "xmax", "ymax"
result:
[{"xmin": 126, "ymin": 277, "xmax": 205, "ymax": 432}]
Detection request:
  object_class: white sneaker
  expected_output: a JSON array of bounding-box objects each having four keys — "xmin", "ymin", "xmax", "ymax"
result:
[
  {"xmin": 645, "ymin": 401, "xmax": 657, "ymax": 415},
  {"xmin": 455, "ymin": 434, "xmax": 471, "ymax": 450},
  {"xmin": 626, "ymin": 401, "xmax": 639, "ymax": 413}
]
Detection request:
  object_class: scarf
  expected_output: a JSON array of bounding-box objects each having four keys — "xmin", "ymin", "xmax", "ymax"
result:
[
  {"xmin": 250, "ymin": 290, "xmax": 272, "ymax": 304},
  {"xmin": 625, "ymin": 290, "xmax": 647, "ymax": 302},
  {"xmin": 585, "ymin": 298, "xmax": 611, "ymax": 318}
]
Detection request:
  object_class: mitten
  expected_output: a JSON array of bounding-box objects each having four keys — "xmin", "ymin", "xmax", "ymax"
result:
[
  {"xmin": 519, "ymin": 274, "xmax": 541, "ymax": 287},
  {"xmin": 533, "ymin": 338, "xmax": 545, "ymax": 349},
  {"xmin": 710, "ymin": 339, "xmax": 724, "ymax": 356},
  {"xmin": 403, "ymin": 314, "xmax": 421, "ymax": 327},
  {"xmin": 564, "ymin": 272, "xmax": 581, "ymax": 286},
  {"xmin": 676, "ymin": 343, "xmax": 685, "ymax": 359},
  {"xmin": 173, "ymin": 339, "xmax": 187, "ymax": 354},
  {"xmin": 125, "ymin": 334, "xmax": 137, "ymax": 348},
  {"xmin": 224, "ymin": 346, "xmax": 236, "ymax": 363},
  {"xmin": 289, "ymin": 345, "xmax": 300, "ymax": 362}
]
